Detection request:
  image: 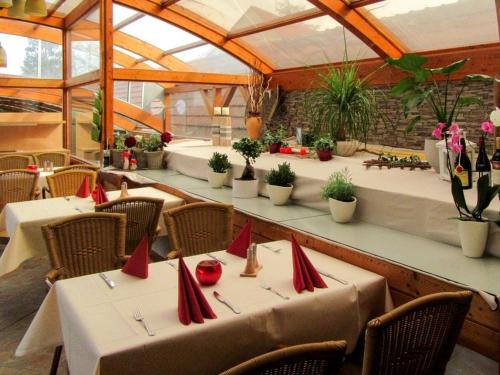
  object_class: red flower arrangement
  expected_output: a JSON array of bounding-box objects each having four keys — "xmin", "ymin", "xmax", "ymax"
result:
[
  {"xmin": 124, "ymin": 136, "xmax": 137, "ymax": 148},
  {"xmin": 161, "ymin": 131, "xmax": 173, "ymax": 144}
]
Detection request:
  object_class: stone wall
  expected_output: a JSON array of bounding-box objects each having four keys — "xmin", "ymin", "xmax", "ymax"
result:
[{"xmin": 269, "ymin": 80, "xmax": 495, "ymax": 151}]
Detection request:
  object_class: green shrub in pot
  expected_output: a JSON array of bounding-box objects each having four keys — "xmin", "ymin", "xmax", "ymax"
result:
[
  {"xmin": 265, "ymin": 162, "xmax": 296, "ymax": 205},
  {"xmin": 322, "ymin": 168, "xmax": 356, "ymax": 223},
  {"xmin": 207, "ymin": 152, "xmax": 231, "ymax": 188},
  {"xmin": 314, "ymin": 136, "xmax": 335, "ymax": 161}
]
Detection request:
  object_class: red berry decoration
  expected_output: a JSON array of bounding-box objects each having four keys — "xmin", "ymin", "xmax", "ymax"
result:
[{"xmin": 455, "ymin": 165, "xmax": 463, "ymax": 173}]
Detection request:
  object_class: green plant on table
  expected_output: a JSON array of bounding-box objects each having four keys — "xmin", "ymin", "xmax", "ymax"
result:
[
  {"xmin": 232, "ymin": 137, "xmax": 263, "ymax": 180},
  {"xmin": 208, "ymin": 152, "xmax": 232, "ymax": 173},
  {"xmin": 314, "ymin": 136, "xmax": 335, "ymax": 152},
  {"xmin": 144, "ymin": 134, "xmax": 163, "ymax": 152},
  {"xmin": 91, "ymin": 89, "xmax": 103, "ymax": 143},
  {"xmin": 263, "ymin": 126, "xmax": 286, "ymax": 145},
  {"xmin": 265, "ymin": 162, "xmax": 296, "ymax": 187},
  {"xmin": 114, "ymin": 132, "xmax": 126, "ymax": 150},
  {"xmin": 322, "ymin": 168, "xmax": 355, "ymax": 202}
]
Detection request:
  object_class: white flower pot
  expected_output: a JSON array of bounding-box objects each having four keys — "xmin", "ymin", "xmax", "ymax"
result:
[
  {"xmin": 328, "ymin": 197, "xmax": 357, "ymax": 223},
  {"xmin": 208, "ymin": 170, "xmax": 227, "ymax": 188},
  {"xmin": 424, "ymin": 138, "xmax": 440, "ymax": 173},
  {"xmin": 458, "ymin": 220, "xmax": 489, "ymax": 258},
  {"xmin": 232, "ymin": 178, "xmax": 259, "ymax": 198},
  {"xmin": 267, "ymin": 184, "xmax": 293, "ymax": 205}
]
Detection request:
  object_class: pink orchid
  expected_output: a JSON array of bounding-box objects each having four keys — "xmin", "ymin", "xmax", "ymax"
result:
[
  {"xmin": 448, "ymin": 122, "xmax": 460, "ymax": 134},
  {"xmin": 437, "ymin": 122, "xmax": 446, "ymax": 129},
  {"xmin": 432, "ymin": 127, "xmax": 443, "ymax": 139},
  {"xmin": 447, "ymin": 140, "xmax": 462, "ymax": 153},
  {"xmin": 451, "ymin": 133, "xmax": 460, "ymax": 144},
  {"xmin": 481, "ymin": 121, "xmax": 494, "ymax": 135}
]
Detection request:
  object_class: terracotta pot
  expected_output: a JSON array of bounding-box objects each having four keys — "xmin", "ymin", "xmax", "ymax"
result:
[
  {"xmin": 267, "ymin": 184, "xmax": 293, "ymax": 205},
  {"xmin": 145, "ymin": 150, "xmax": 164, "ymax": 169},
  {"xmin": 246, "ymin": 116, "xmax": 263, "ymax": 140},
  {"xmin": 316, "ymin": 149, "xmax": 332, "ymax": 161},
  {"xmin": 328, "ymin": 197, "xmax": 357, "ymax": 223},
  {"xmin": 458, "ymin": 220, "xmax": 489, "ymax": 258},
  {"xmin": 269, "ymin": 142, "xmax": 281, "ymax": 154}
]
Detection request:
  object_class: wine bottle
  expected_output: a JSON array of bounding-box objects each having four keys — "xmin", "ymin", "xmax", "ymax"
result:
[
  {"xmin": 475, "ymin": 136, "xmax": 491, "ymax": 181},
  {"xmin": 454, "ymin": 136, "xmax": 472, "ymax": 189},
  {"xmin": 492, "ymin": 137, "xmax": 500, "ymax": 186}
]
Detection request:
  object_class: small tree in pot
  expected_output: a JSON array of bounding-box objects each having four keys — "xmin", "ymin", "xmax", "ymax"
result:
[
  {"xmin": 232, "ymin": 138, "xmax": 263, "ymax": 198},
  {"xmin": 265, "ymin": 162, "xmax": 296, "ymax": 205},
  {"xmin": 208, "ymin": 152, "xmax": 231, "ymax": 188},
  {"xmin": 263, "ymin": 125, "xmax": 286, "ymax": 154},
  {"xmin": 322, "ymin": 168, "xmax": 356, "ymax": 223},
  {"xmin": 314, "ymin": 136, "xmax": 336, "ymax": 161}
]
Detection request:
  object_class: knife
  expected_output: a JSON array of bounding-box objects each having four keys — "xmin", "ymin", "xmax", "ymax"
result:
[
  {"xmin": 213, "ymin": 291, "xmax": 241, "ymax": 314},
  {"xmin": 99, "ymin": 272, "xmax": 115, "ymax": 289},
  {"xmin": 316, "ymin": 269, "xmax": 349, "ymax": 285},
  {"xmin": 207, "ymin": 253, "xmax": 227, "ymax": 265}
]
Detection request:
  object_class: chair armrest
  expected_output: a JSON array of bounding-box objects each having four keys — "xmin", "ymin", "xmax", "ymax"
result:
[
  {"xmin": 42, "ymin": 186, "xmax": 51, "ymax": 199},
  {"xmin": 155, "ymin": 225, "xmax": 161, "ymax": 236},
  {"xmin": 46, "ymin": 268, "xmax": 63, "ymax": 284},
  {"xmin": 166, "ymin": 250, "xmax": 179, "ymax": 260},
  {"xmin": 34, "ymin": 187, "xmax": 41, "ymax": 199}
]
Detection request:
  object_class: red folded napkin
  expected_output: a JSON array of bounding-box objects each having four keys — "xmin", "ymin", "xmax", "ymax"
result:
[
  {"xmin": 122, "ymin": 236, "xmax": 149, "ymax": 279},
  {"xmin": 178, "ymin": 255, "xmax": 217, "ymax": 325},
  {"xmin": 226, "ymin": 220, "xmax": 252, "ymax": 258},
  {"xmin": 91, "ymin": 183, "xmax": 109, "ymax": 204},
  {"xmin": 76, "ymin": 175, "xmax": 91, "ymax": 198},
  {"xmin": 26, "ymin": 164, "xmax": 38, "ymax": 171},
  {"xmin": 291, "ymin": 235, "xmax": 327, "ymax": 293}
]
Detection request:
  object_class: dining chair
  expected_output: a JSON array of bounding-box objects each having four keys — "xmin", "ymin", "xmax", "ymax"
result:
[
  {"xmin": 219, "ymin": 340, "xmax": 347, "ymax": 375},
  {"xmin": 362, "ymin": 291, "xmax": 473, "ymax": 375},
  {"xmin": 53, "ymin": 164, "xmax": 101, "ymax": 173},
  {"xmin": 44, "ymin": 170, "xmax": 97, "ymax": 198},
  {"xmin": 33, "ymin": 152, "xmax": 69, "ymax": 167},
  {"xmin": 0, "ymin": 154, "xmax": 32, "ymax": 170},
  {"xmin": 95, "ymin": 197, "xmax": 164, "ymax": 256},
  {"xmin": 41, "ymin": 212, "xmax": 127, "ymax": 375},
  {"xmin": 0, "ymin": 169, "xmax": 39, "ymax": 212},
  {"xmin": 163, "ymin": 202, "xmax": 233, "ymax": 258}
]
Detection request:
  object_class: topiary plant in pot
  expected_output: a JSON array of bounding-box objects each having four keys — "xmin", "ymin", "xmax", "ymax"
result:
[
  {"xmin": 232, "ymin": 137, "xmax": 263, "ymax": 198},
  {"xmin": 263, "ymin": 125, "xmax": 286, "ymax": 154},
  {"xmin": 144, "ymin": 134, "xmax": 164, "ymax": 169},
  {"xmin": 314, "ymin": 136, "xmax": 336, "ymax": 161},
  {"xmin": 207, "ymin": 152, "xmax": 231, "ymax": 188},
  {"xmin": 265, "ymin": 162, "xmax": 296, "ymax": 205},
  {"xmin": 322, "ymin": 168, "xmax": 356, "ymax": 223}
]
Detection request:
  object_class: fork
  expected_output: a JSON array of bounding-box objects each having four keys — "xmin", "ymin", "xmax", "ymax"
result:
[
  {"xmin": 133, "ymin": 310, "xmax": 155, "ymax": 336},
  {"xmin": 260, "ymin": 244, "xmax": 281, "ymax": 253},
  {"xmin": 166, "ymin": 261, "xmax": 178, "ymax": 270},
  {"xmin": 260, "ymin": 282, "xmax": 290, "ymax": 300},
  {"xmin": 63, "ymin": 196, "xmax": 71, "ymax": 202},
  {"xmin": 74, "ymin": 206, "xmax": 83, "ymax": 213}
]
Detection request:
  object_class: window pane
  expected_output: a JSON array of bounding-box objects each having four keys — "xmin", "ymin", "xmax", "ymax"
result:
[
  {"xmin": 173, "ymin": 44, "xmax": 249, "ymax": 74},
  {"xmin": 69, "ymin": 6, "xmax": 100, "ymax": 77},
  {"xmin": 71, "ymin": 83, "xmax": 100, "ymax": 162},
  {"xmin": 240, "ymin": 16, "xmax": 377, "ymax": 69},
  {"xmin": 366, "ymin": 0, "xmax": 499, "ymax": 52}
]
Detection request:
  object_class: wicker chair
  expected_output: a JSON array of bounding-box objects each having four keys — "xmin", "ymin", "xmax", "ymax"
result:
[
  {"xmin": 0, "ymin": 154, "xmax": 32, "ymax": 170},
  {"xmin": 44, "ymin": 170, "xmax": 97, "ymax": 198},
  {"xmin": 54, "ymin": 164, "xmax": 101, "ymax": 173},
  {"xmin": 33, "ymin": 152, "xmax": 69, "ymax": 167},
  {"xmin": 220, "ymin": 340, "xmax": 347, "ymax": 375},
  {"xmin": 42, "ymin": 212, "xmax": 127, "ymax": 282},
  {"xmin": 362, "ymin": 291, "xmax": 473, "ymax": 375},
  {"xmin": 0, "ymin": 170, "xmax": 39, "ymax": 212},
  {"xmin": 95, "ymin": 197, "xmax": 164, "ymax": 255},
  {"xmin": 163, "ymin": 202, "xmax": 233, "ymax": 258}
]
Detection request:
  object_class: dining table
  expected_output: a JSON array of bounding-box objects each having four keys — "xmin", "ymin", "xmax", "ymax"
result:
[
  {"xmin": 0, "ymin": 187, "xmax": 185, "ymax": 276},
  {"xmin": 16, "ymin": 240, "xmax": 393, "ymax": 375}
]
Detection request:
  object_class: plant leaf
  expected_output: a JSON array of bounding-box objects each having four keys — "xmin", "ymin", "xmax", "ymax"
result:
[
  {"xmin": 465, "ymin": 74, "xmax": 494, "ymax": 82},
  {"xmin": 402, "ymin": 88, "xmax": 431, "ymax": 117},
  {"xmin": 405, "ymin": 115, "xmax": 421, "ymax": 133},
  {"xmin": 472, "ymin": 175, "xmax": 499, "ymax": 218},
  {"xmin": 456, "ymin": 96, "xmax": 483, "ymax": 108},
  {"xmin": 391, "ymin": 77, "xmax": 417, "ymax": 95},
  {"xmin": 451, "ymin": 175, "xmax": 471, "ymax": 214},
  {"xmin": 386, "ymin": 54, "xmax": 427, "ymax": 73},
  {"xmin": 414, "ymin": 68, "xmax": 431, "ymax": 83},
  {"xmin": 430, "ymin": 59, "xmax": 469, "ymax": 75}
]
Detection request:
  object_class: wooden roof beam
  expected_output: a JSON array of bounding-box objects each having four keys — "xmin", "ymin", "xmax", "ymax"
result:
[
  {"xmin": 227, "ymin": 8, "xmax": 324, "ymax": 39},
  {"xmin": 347, "ymin": 0, "xmax": 385, "ymax": 8},
  {"xmin": 114, "ymin": 0, "xmax": 274, "ymax": 74},
  {"xmin": 0, "ymin": 9, "xmax": 64, "ymax": 28},
  {"xmin": 307, "ymin": 0, "xmax": 406, "ymax": 58},
  {"xmin": 65, "ymin": 0, "xmax": 98, "ymax": 28},
  {"xmin": 161, "ymin": 0, "xmax": 181, "ymax": 7},
  {"xmin": 114, "ymin": 68, "xmax": 249, "ymax": 85},
  {"xmin": 47, "ymin": 0, "xmax": 67, "ymax": 17},
  {"xmin": 132, "ymin": 40, "xmax": 207, "ymax": 66},
  {"xmin": 0, "ymin": 76, "xmax": 64, "ymax": 88},
  {"xmin": 113, "ymin": 13, "xmax": 145, "ymax": 31}
]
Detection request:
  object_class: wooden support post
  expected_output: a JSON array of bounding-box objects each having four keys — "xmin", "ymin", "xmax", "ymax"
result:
[
  {"xmin": 62, "ymin": 29, "xmax": 71, "ymax": 150},
  {"xmin": 100, "ymin": 0, "xmax": 114, "ymax": 162}
]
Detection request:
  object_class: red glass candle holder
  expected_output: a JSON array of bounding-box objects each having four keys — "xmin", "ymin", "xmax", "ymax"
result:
[
  {"xmin": 299, "ymin": 147, "xmax": 307, "ymax": 156},
  {"xmin": 26, "ymin": 164, "xmax": 38, "ymax": 171},
  {"xmin": 195, "ymin": 260, "xmax": 222, "ymax": 286}
]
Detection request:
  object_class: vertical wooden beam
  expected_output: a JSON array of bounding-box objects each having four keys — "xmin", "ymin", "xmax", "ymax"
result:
[
  {"xmin": 100, "ymin": 0, "xmax": 114, "ymax": 153},
  {"xmin": 163, "ymin": 93, "xmax": 171, "ymax": 132},
  {"xmin": 200, "ymin": 89, "xmax": 214, "ymax": 116},
  {"xmin": 214, "ymin": 88, "xmax": 223, "ymax": 108},
  {"xmin": 62, "ymin": 26, "xmax": 71, "ymax": 149},
  {"xmin": 222, "ymin": 87, "xmax": 237, "ymax": 107}
]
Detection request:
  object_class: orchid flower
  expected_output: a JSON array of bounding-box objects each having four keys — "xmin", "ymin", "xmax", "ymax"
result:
[{"xmin": 481, "ymin": 121, "xmax": 494, "ymax": 135}]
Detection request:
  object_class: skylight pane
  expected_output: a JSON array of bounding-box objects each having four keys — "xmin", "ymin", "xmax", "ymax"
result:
[
  {"xmin": 173, "ymin": 44, "xmax": 249, "ymax": 74},
  {"xmin": 113, "ymin": 4, "xmax": 138, "ymax": 26}
]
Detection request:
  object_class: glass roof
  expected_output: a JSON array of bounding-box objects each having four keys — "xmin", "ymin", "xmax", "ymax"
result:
[
  {"xmin": 173, "ymin": 44, "xmax": 248, "ymax": 74},
  {"xmin": 51, "ymin": 0, "xmax": 84, "ymax": 16}
]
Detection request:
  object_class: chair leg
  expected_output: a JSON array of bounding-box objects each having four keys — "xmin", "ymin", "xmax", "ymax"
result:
[{"xmin": 50, "ymin": 345, "xmax": 63, "ymax": 375}]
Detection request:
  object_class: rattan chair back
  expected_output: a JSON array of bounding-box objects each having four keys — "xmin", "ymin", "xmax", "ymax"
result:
[
  {"xmin": 95, "ymin": 197, "xmax": 164, "ymax": 255},
  {"xmin": 0, "ymin": 169, "xmax": 39, "ymax": 212},
  {"xmin": 0, "ymin": 155, "xmax": 32, "ymax": 170},
  {"xmin": 34, "ymin": 152, "xmax": 69, "ymax": 167},
  {"xmin": 220, "ymin": 340, "xmax": 347, "ymax": 375},
  {"xmin": 362, "ymin": 291, "xmax": 473, "ymax": 375},
  {"xmin": 54, "ymin": 164, "xmax": 101, "ymax": 174},
  {"xmin": 163, "ymin": 202, "xmax": 233, "ymax": 257},
  {"xmin": 46, "ymin": 170, "xmax": 97, "ymax": 197},
  {"xmin": 42, "ymin": 212, "xmax": 126, "ymax": 280}
]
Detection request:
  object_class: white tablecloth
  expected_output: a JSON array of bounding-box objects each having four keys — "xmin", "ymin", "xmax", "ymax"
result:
[
  {"xmin": 16, "ymin": 240, "xmax": 392, "ymax": 375},
  {"xmin": 0, "ymin": 187, "xmax": 184, "ymax": 276}
]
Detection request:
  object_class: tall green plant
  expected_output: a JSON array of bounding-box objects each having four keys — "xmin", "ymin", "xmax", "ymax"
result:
[
  {"xmin": 91, "ymin": 89, "xmax": 103, "ymax": 143},
  {"xmin": 386, "ymin": 54, "xmax": 493, "ymax": 132}
]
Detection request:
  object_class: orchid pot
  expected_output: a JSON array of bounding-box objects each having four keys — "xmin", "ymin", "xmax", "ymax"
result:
[{"xmin": 458, "ymin": 220, "xmax": 489, "ymax": 258}]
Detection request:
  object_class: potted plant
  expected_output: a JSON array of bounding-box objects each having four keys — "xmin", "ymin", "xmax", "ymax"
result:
[
  {"xmin": 112, "ymin": 132, "xmax": 126, "ymax": 169},
  {"xmin": 232, "ymin": 137, "xmax": 263, "ymax": 198},
  {"xmin": 130, "ymin": 135, "xmax": 147, "ymax": 169},
  {"xmin": 263, "ymin": 125, "xmax": 286, "ymax": 154},
  {"xmin": 246, "ymin": 69, "xmax": 271, "ymax": 140},
  {"xmin": 207, "ymin": 152, "xmax": 231, "ymax": 188},
  {"xmin": 144, "ymin": 134, "xmax": 164, "ymax": 169},
  {"xmin": 322, "ymin": 168, "xmax": 356, "ymax": 223},
  {"xmin": 314, "ymin": 136, "xmax": 335, "ymax": 161},
  {"xmin": 265, "ymin": 162, "xmax": 296, "ymax": 205}
]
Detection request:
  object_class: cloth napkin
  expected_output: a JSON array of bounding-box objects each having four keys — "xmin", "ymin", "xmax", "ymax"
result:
[
  {"xmin": 291, "ymin": 235, "xmax": 327, "ymax": 293},
  {"xmin": 76, "ymin": 175, "xmax": 91, "ymax": 198},
  {"xmin": 178, "ymin": 255, "xmax": 217, "ymax": 325},
  {"xmin": 91, "ymin": 183, "xmax": 109, "ymax": 204},
  {"xmin": 122, "ymin": 236, "xmax": 149, "ymax": 279},
  {"xmin": 227, "ymin": 220, "xmax": 252, "ymax": 258}
]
